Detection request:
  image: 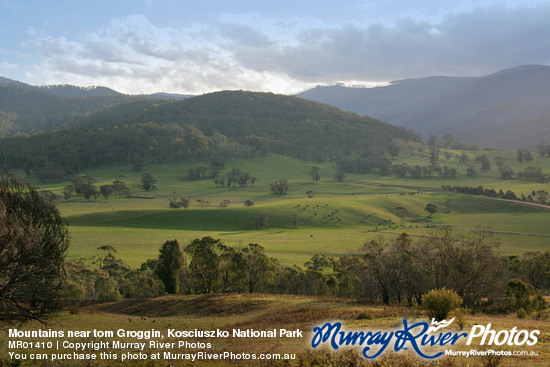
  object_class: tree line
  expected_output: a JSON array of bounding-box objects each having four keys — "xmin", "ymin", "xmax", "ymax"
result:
[
  {"xmin": 442, "ymin": 185, "xmax": 549, "ymax": 205},
  {"xmin": 63, "ymin": 232, "xmax": 549, "ymax": 318}
]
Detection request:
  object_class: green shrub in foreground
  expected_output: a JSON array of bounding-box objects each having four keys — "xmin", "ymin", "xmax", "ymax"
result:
[{"xmin": 422, "ymin": 288, "xmax": 463, "ymax": 321}]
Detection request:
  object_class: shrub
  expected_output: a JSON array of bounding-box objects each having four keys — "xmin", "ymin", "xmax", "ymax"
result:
[
  {"xmin": 506, "ymin": 279, "xmax": 533, "ymax": 312},
  {"xmin": 422, "ymin": 288, "xmax": 463, "ymax": 321},
  {"xmin": 453, "ymin": 307, "xmax": 469, "ymax": 330}
]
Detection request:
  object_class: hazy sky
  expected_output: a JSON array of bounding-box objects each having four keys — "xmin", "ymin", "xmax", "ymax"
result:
[{"xmin": 1, "ymin": 0, "xmax": 550, "ymax": 94}]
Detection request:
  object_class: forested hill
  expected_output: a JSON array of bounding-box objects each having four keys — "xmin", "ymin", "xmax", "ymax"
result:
[
  {"xmin": 0, "ymin": 76, "xmax": 190, "ymax": 135},
  {"xmin": 0, "ymin": 86, "xmax": 141, "ymax": 132},
  {"xmin": 0, "ymin": 90, "xmax": 420, "ymax": 181}
]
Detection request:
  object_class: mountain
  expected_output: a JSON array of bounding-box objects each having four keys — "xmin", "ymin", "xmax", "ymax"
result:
[
  {"xmin": 146, "ymin": 92, "xmax": 192, "ymax": 100},
  {"xmin": 36, "ymin": 84, "xmax": 122, "ymax": 97},
  {"xmin": 0, "ymin": 91, "xmax": 419, "ymax": 179},
  {"xmin": 0, "ymin": 76, "xmax": 30, "ymax": 88},
  {"xmin": 0, "ymin": 85, "xmax": 144, "ymax": 132},
  {"xmin": 0, "ymin": 77, "xmax": 191, "ymax": 134},
  {"xmin": 298, "ymin": 65, "xmax": 550, "ymax": 148}
]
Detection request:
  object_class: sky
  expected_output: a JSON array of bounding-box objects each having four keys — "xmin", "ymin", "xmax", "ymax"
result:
[{"xmin": 1, "ymin": 0, "xmax": 550, "ymax": 95}]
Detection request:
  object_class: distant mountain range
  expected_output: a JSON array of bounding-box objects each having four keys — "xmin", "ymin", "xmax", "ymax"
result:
[
  {"xmin": 3, "ymin": 65, "xmax": 550, "ymax": 149},
  {"xmin": 298, "ymin": 65, "xmax": 550, "ymax": 149},
  {"xmin": 0, "ymin": 76, "xmax": 191, "ymax": 134},
  {"xmin": 0, "ymin": 76, "xmax": 191, "ymax": 99}
]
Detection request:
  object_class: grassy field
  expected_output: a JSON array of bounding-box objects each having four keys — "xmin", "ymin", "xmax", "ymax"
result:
[
  {"xmin": 3, "ymin": 294, "xmax": 549, "ymax": 366},
  {"xmin": 25, "ymin": 144, "xmax": 550, "ymax": 268},
  {"xmin": 5, "ymin": 145, "xmax": 550, "ymax": 366}
]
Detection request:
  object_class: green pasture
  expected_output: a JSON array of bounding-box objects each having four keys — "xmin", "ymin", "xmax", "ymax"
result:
[{"xmin": 28, "ymin": 151, "xmax": 550, "ymax": 268}]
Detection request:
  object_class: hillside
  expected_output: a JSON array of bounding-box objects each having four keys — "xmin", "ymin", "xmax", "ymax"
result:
[
  {"xmin": 0, "ymin": 91, "xmax": 419, "ymax": 177},
  {"xmin": 298, "ymin": 65, "xmax": 550, "ymax": 149},
  {"xmin": 0, "ymin": 77, "xmax": 190, "ymax": 134},
  {"xmin": 0, "ymin": 86, "xmax": 140, "ymax": 132}
]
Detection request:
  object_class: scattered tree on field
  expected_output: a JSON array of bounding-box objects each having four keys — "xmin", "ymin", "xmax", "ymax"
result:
[
  {"xmin": 253, "ymin": 214, "xmax": 269, "ymax": 229},
  {"xmin": 309, "ymin": 166, "xmax": 320, "ymax": 182},
  {"xmin": 270, "ymin": 179, "xmax": 289, "ymax": 195},
  {"xmin": 141, "ymin": 173, "xmax": 157, "ymax": 191},
  {"xmin": 425, "ymin": 203, "xmax": 438, "ymax": 217}
]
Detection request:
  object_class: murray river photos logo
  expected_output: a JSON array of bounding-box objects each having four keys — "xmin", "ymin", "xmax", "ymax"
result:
[{"xmin": 311, "ymin": 318, "xmax": 540, "ymax": 359}]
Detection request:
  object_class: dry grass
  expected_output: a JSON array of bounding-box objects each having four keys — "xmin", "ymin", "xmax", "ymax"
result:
[{"xmin": 1, "ymin": 294, "xmax": 548, "ymax": 366}]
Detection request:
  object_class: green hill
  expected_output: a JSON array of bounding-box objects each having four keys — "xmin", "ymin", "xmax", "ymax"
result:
[{"xmin": 0, "ymin": 91, "xmax": 419, "ymax": 179}]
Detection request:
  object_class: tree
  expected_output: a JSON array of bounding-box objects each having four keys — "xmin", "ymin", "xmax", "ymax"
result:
[
  {"xmin": 334, "ymin": 169, "xmax": 346, "ymax": 182},
  {"xmin": 494, "ymin": 156, "xmax": 506, "ymax": 169},
  {"xmin": 499, "ymin": 166, "xmax": 514, "ymax": 180},
  {"xmin": 99, "ymin": 185, "xmax": 114, "ymax": 200},
  {"xmin": 506, "ymin": 279, "xmax": 533, "ymax": 312},
  {"xmin": 156, "ymin": 240, "xmax": 185, "ymax": 294},
  {"xmin": 429, "ymin": 147, "xmax": 439, "ymax": 169},
  {"xmin": 517, "ymin": 149, "xmax": 524, "ymax": 162},
  {"xmin": 427, "ymin": 135, "xmax": 441, "ymax": 147},
  {"xmin": 362, "ymin": 238, "xmax": 400, "ymax": 304},
  {"xmin": 112, "ymin": 180, "xmax": 130, "ymax": 198},
  {"xmin": 81, "ymin": 183, "xmax": 98, "ymax": 201},
  {"xmin": 253, "ymin": 214, "xmax": 269, "ymax": 229},
  {"xmin": 270, "ymin": 179, "xmax": 289, "ymax": 195},
  {"xmin": 425, "ymin": 203, "xmax": 438, "ymax": 217},
  {"xmin": 185, "ymin": 237, "xmax": 224, "ymax": 293},
  {"xmin": 535, "ymin": 190, "xmax": 548, "ymax": 205},
  {"xmin": 466, "ymin": 166, "xmax": 478, "ymax": 177},
  {"xmin": 196, "ymin": 199, "xmax": 209, "ymax": 208},
  {"xmin": 536, "ymin": 141, "xmax": 548, "ymax": 157},
  {"xmin": 0, "ymin": 173, "xmax": 69, "ymax": 323},
  {"xmin": 241, "ymin": 244, "xmax": 274, "ymax": 293},
  {"xmin": 459, "ymin": 153, "xmax": 468, "ymax": 164},
  {"xmin": 442, "ymin": 133, "xmax": 455, "ymax": 148},
  {"xmin": 169, "ymin": 195, "xmax": 190, "ymax": 208},
  {"xmin": 219, "ymin": 199, "xmax": 231, "ymax": 207},
  {"xmin": 141, "ymin": 173, "xmax": 157, "ymax": 191},
  {"xmin": 477, "ymin": 155, "xmax": 491, "ymax": 172},
  {"xmin": 395, "ymin": 206, "xmax": 408, "ymax": 224},
  {"xmin": 309, "ymin": 166, "xmax": 320, "ymax": 182}
]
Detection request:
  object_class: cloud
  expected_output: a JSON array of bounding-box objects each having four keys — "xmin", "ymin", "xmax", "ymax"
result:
[
  {"xmin": 24, "ymin": 4, "xmax": 550, "ymax": 94},
  {"xmin": 230, "ymin": 4, "xmax": 550, "ymax": 82},
  {"xmin": 0, "ymin": 62, "xmax": 18, "ymax": 70},
  {"xmin": 26, "ymin": 14, "xmax": 311, "ymax": 94}
]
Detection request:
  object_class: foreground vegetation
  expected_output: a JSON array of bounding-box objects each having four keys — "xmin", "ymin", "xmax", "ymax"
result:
[{"xmin": 2, "ymin": 293, "xmax": 549, "ymax": 366}]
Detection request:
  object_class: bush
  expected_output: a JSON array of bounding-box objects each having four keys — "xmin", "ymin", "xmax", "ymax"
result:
[
  {"xmin": 422, "ymin": 288, "xmax": 463, "ymax": 321},
  {"xmin": 453, "ymin": 307, "xmax": 469, "ymax": 330},
  {"xmin": 516, "ymin": 308, "xmax": 527, "ymax": 319},
  {"xmin": 506, "ymin": 279, "xmax": 533, "ymax": 312}
]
